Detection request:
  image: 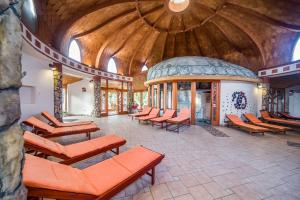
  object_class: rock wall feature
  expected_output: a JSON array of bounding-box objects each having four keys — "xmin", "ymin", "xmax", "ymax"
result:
[
  {"xmin": 93, "ymin": 76, "xmax": 101, "ymax": 118},
  {"xmin": 0, "ymin": 0, "xmax": 27, "ymax": 199},
  {"xmin": 53, "ymin": 63, "xmax": 63, "ymax": 121}
]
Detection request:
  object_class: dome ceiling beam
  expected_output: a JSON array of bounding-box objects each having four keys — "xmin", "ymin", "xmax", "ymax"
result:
[
  {"xmin": 95, "ymin": 5, "xmax": 164, "ymax": 68},
  {"xmin": 226, "ymin": 2, "xmax": 300, "ymax": 32},
  {"xmin": 193, "ymin": 2, "xmax": 265, "ymax": 67},
  {"xmin": 55, "ymin": 0, "xmax": 163, "ymax": 49},
  {"xmin": 73, "ymin": 8, "xmax": 137, "ymax": 39},
  {"xmin": 128, "ymin": 9, "xmax": 167, "ymax": 74},
  {"xmin": 128, "ymin": 29, "xmax": 154, "ymax": 74},
  {"xmin": 191, "ymin": 30, "xmax": 203, "ymax": 56}
]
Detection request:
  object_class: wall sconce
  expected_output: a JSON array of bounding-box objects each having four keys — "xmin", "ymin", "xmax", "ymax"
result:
[
  {"xmin": 257, "ymin": 83, "xmax": 263, "ymax": 89},
  {"xmin": 49, "ymin": 64, "xmax": 57, "ymax": 71}
]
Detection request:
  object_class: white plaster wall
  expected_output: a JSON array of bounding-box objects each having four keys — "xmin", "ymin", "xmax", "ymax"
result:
[
  {"xmin": 20, "ymin": 52, "xmax": 54, "ymax": 122},
  {"xmin": 67, "ymin": 79, "xmax": 94, "ymax": 115},
  {"xmin": 286, "ymin": 85, "xmax": 300, "ymax": 117},
  {"xmin": 220, "ymin": 81, "xmax": 262, "ymax": 125}
]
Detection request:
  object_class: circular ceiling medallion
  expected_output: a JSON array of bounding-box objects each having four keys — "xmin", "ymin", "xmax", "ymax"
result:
[{"xmin": 168, "ymin": 0, "xmax": 190, "ymax": 13}]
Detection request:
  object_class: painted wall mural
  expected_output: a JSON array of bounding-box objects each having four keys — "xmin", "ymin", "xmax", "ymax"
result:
[
  {"xmin": 220, "ymin": 81, "xmax": 262, "ymax": 125},
  {"xmin": 53, "ymin": 66, "xmax": 63, "ymax": 121},
  {"xmin": 232, "ymin": 91, "xmax": 248, "ymax": 110}
]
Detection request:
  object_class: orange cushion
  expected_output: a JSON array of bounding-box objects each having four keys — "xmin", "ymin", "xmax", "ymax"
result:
[
  {"xmin": 112, "ymin": 146, "xmax": 163, "ymax": 174},
  {"xmin": 83, "ymin": 159, "xmax": 132, "ymax": 196},
  {"xmin": 23, "ymin": 154, "xmax": 98, "ymax": 195},
  {"xmin": 167, "ymin": 116, "xmax": 190, "ymax": 123},
  {"xmin": 151, "ymin": 116, "xmax": 170, "ymax": 122},
  {"xmin": 42, "ymin": 111, "xmax": 92, "ymax": 127},
  {"xmin": 65, "ymin": 134, "xmax": 126, "ymax": 157},
  {"xmin": 25, "ymin": 117, "xmax": 55, "ymax": 132},
  {"xmin": 244, "ymin": 113, "xmax": 262, "ymax": 124},
  {"xmin": 23, "ymin": 131, "xmax": 68, "ymax": 156},
  {"xmin": 51, "ymin": 123, "xmax": 99, "ymax": 135}
]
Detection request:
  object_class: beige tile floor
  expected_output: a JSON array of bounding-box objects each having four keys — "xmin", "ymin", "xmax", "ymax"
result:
[{"xmin": 55, "ymin": 115, "xmax": 300, "ymax": 200}]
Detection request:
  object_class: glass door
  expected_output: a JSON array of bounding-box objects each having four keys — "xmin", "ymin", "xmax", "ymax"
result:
[
  {"xmin": 195, "ymin": 82, "xmax": 211, "ymax": 124},
  {"xmin": 108, "ymin": 90, "xmax": 118, "ymax": 115},
  {"xmin": 177, "ymin": 82, "xmax": 191, "ymax": 114}
]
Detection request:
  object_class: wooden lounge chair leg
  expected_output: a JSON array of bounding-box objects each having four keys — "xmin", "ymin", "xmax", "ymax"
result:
[
  {"xmin": 151, "ymin": 167, "xmax": 155, "ymax": 185},
  {"xmin": 116, "ymin": 147, "xmax": 119, "ymax": 155},
  {"xmin": 177, "ymin": 124, "xmax": 179, "ymax": 133},
  {"xmin": 87, "ymin": 133, "xmax": 91, "ymax": 140}
]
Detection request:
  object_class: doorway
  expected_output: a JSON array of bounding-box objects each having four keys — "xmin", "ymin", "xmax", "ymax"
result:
[
  {"xmin": 195, "ymin": 82, "xmax": 211, "ymax": 125},
  {"xmin": 108, "ymin": 90, "xmax": 118, "ymax": 116}
]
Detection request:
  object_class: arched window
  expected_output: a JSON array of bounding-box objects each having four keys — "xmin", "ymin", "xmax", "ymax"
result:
[
  {"xmin": 68, "ymin": 40, "xmax": 81, "ymax": 62},
  {"xmin": 22, "ymin": 0, "xmax": 37, "ymax": 32},
  {"xmin": 141, "ymin": 64, "xmax": 148, "ymax": 72},
  {"xmin": 292, "ymin": 37, "xmax": 300, "ymax": 61},
  {"xmin": 108, "ymin": 58, "xmax": 117, "ymax": 73}
]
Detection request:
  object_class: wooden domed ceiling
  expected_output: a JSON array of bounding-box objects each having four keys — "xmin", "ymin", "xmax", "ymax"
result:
[{"xmin": 34, "ymin": 0, "xmax": 300, "ymax": 76}]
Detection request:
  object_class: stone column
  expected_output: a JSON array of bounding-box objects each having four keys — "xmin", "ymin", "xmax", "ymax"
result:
[
  {"xmin": 53, "ymin": 63, "xmax": 63, "ymax": 121},
  {"xmin": 93, "ymin": 76, "xmax": 101, "ymax": 118},
  {"xmin": 0, "ymin": 0, "xmax": 27, "ymax": 199},
  {"xmin": 128, "ymin": 82, "xmax": 133, "ymax": 113}
]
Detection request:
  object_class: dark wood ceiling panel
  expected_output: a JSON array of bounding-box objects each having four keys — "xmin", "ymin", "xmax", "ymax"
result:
[{"xmin": 32, "ymin": 0, "xmax": 300, "ymax": 76}]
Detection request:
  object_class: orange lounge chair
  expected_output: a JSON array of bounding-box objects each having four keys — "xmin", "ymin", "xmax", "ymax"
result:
[
  {"xmin": 277, "ymin": 112, "xmax": 300, "ymax": 121},
  {"xmin": 23, "ymin": 116, "xmax": 100, "ymax": 139},
  {"xmin": 166, "ymin": 108, "xmax": 191, "ymax": 133},
  {"xmin": 23, "ymin": 146, "xmax": 164, "ymax": 200},
  {"xmin": 137, "ymin": 108, "xmax": 160, "ymax": 123},
  {"xmin": 261, "ymin": 111, "xmax": 300, "ymax": 128},
  {"xmin": 243, "ymin": 113, "xmax": 290, "ymax": 134},
  {"xmin": 42, "ymin": 111, "xmax": 93, "ymax": 127},
  {"xmin": 226, "ymin": 114, "xmax": 269, "ymax": 135},
  {"xmin": 149, "ymin": 109, "xmax": 176, "ymax": 128},
  {"xmin": 24, "ymin": 131, "xmax": 126, "ymax": 165},
  {"xmin": 129, "ymin": 106, "xmax": 152, "ymax": 120}
]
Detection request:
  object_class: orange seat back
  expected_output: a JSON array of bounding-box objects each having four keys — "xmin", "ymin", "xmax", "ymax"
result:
[
  {"xmin": 163, "ymin": 109, "xmax": 176, "ymax": 118},
  {"xmin": 142, "ymin": 107, "xmax": 152, "ymax": 114},
  {"xmin": 260, "ymin": 111, "xmax": 271, "ymax": 119},
  {"xmin": 178, "ymin": 108, "xmax": 191, "ymax": 118},
  {"xmin": 24, "ymin": 117, "xmax": 55, "ymax": 132},
  {"xmin": 244, "ymin": 113, "xmax": 262, "ymax": 124},
  {"xmin": 23, "ymin": 131, "xmax": 69, "ymax": 157},
  {"xmin": 226, "ymin": 114, "xmax": 244, "ymax": 125},
  {"xmin": 149, "ymin": 108, "xmax": 160, "ymax": 117},
  {"xmin": 42, "ymin": 111, "xmax": 61, "ymax": 126}
]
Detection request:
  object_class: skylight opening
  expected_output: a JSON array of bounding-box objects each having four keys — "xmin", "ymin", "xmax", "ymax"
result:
[
  {"xmin": 108, "ymin": 58, "xmax": 117, "ymax": 73},
  {"xmin": 68, "ymin": 40, "xmax": 81, "ymax": 62},
  {"xmin": 168, "ymin": 0, "xmax": 190, "ymax": 13}
]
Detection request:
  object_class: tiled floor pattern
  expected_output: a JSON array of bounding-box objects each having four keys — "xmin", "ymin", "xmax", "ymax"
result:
[{"xmin": 55, "ymin": 115, "xmax": 300, "ymax": 200}]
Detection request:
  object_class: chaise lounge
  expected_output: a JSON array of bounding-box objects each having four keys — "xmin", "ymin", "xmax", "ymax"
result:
[
  {"xmin": 150, "ymin": 109, "xmax": 176, "ymax": 128},
  {"xmin": 261, "ymin": 111, "xmax": 300, "ymax": 128},
  {"xmin": 23, "ymin": 146, "xmax": 164, "ymax": 200},
  {"xmin": 137, "ymin": 108, "xmax": 160, "ymax": 123},
  {"xmin": 226, "ymin": 114, "xmax": 269, "ymax": 135},
  {"xmin": 24, "ymin": 131, "xmax": 126, "ymax": 164},
  {"xmin": 166, "ymin": 108, "xmax": 191, "ymax": 133},
  {"xmin": 129, "ymin": 106, "xmax": 152, "ymax": 120},
  {"xmin": 23, "ymin": 116, "xmax": 100, "ymax": 139},
  {"xmin": 277, "ymin": 112, "xmax": 300, "ymax": 121},
  {"xmin": 243, "ymin": 113, "xmax": 290, "ymax": 134},
  {"xmin": 42, "ymin": 111, "xmax": 93, "ymax": 127}
]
